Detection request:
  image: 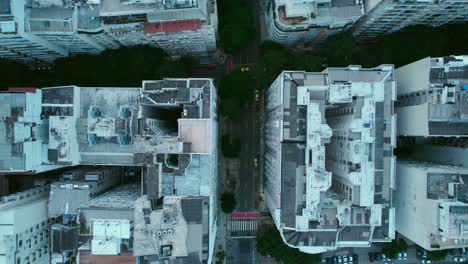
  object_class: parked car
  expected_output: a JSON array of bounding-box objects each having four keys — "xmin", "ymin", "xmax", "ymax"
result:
[{"xmin": 403, "ymin": 252, "xmax": 407, "ymax": 260}]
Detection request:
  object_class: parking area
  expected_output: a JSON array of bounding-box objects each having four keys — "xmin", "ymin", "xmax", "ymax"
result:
[{"xmin": 322, "ymin": 254, "xmax": 359, "ymax": 264}]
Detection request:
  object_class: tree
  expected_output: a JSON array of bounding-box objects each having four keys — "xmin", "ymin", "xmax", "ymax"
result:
[
  {"xmin": 217, "ymin": 0, "xmax": 255, "ymax": 53},
  {"xmin": 382, "ymin": 238, "xmax": 408, "ymax": 259},
  {"xmin": 0, "ymin": 59, "xmax": 33, "ymax": 91},
  {"xmin": 257, "ymin": 224, "xmax": 321, "ymax": 264},
  {"xmin": 219, "ymin": 24, "xmax": 255, "ymax": 53},
  {"xmin": 154, "ymin": 56, "xmax": 194, "ymax": 79},
  {"xmin": 218, "ymin": 70, "xmax": 255, "ymax": 119},
  {"xmin": 215, "ymin": 250, "xmax": 226, "ymax": 264},
  {"xmin": 256, "ymin": 42, "xmax": 292, "ymax": 89},
  {"xmin": 0, "ymin": 45, "xmax": 195, "ymax": 89},
  {"xmin": 292, "ymin": 52, "xmax": 322, "ymax": 72},
  {"xmin": 427, "ymin": 249, "xmax": 449, "ymax": 261},
  {"xmin": 398, "ymin": 238, "xmax": 408, "ymax": 252},
  {"xmin": 220, "ymin": 192, "xmax": 236, "ymax": 213},
  {"xmin": 317, "ymin": 31, "xmax": 360, "ymax": 67},
  {"xmin": 221, "ymin": 134, "xmax": 241, "ymax": 158}
]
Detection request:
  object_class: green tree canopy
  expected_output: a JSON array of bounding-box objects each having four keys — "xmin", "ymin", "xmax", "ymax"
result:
[
  {"xmin": 218, "ymin": 70, "xmax": 255, "ymax": 119},
  {"xmin": 257, "ymin": 224, "xmax": 320, "ymax": 264},
  {"xmin": 217, "ymin": 0, "xmax": 255, "ymax": 53},
  {"xmin": 427, "ymin": 249, "xmax": 449, "ymax": 261},
  {"xmin": 0, "ymin": 46, "xmax": 194, "ymax": 89},
  {"xmin": 382, "ymin": 239, "xmax": 408, "ymax": 259},
  {"xmin": 0, "ymin": 60, "xmax": 34, "ymax": 91},
  {"xmin": 220, "ymin": 192, "xmax": 236, "ymax": 213},
  {"xmin": 215, "ymin": 250, "xmax": 226, "ymax": 264},
  {"xmin": 256, "ymin": 42, "xmax": 292, "ymax": 89},
  {"xmin": 221, "ymin": 134, "xmax": 241, "ymax": 158},
  {"xmin": 292, "ymin": 52, "xmax": 322, "ymax": 72}
]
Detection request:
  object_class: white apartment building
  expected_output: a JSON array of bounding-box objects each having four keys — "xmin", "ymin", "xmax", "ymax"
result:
[
  {"xmin": 25, "ymin": 0, "xmax": 120, "ymax": 54},
  {"xmin": 395, "ymin": 55, "xmax": 468, "ymax": 137},
  {"xmin": 264, "ymin": 65, "xmax": 396, "ymax": 253},
  {"xmin": 99, "ymin": 0, "xmax": 218, "ymax": 55},
  {"xmin": 0, "ymin": 187, "xmax": 51, "ymax": 264},
  {"xmin": 0, "ymin": 79, "xmax": 219, "ymax": 263},
  {"xmin": 48, "ymin": 166, "xmax": 123, "ymax": 217},
  {"xmin": 0, "ymin": 88, "xmax": 67, "ymax": 174},
  {"xmin": 263, "ymin": 0, "xmax": 364, "ymax": 47},
  {"xmin": 76, "ymin": 183, "xmax": 139, "ymax": 263},
  {"xmin": 395, "ymin": 161, "xmax": 468, "ymax": 251},
  {"xmin": 0, "ymin": 0, "xmax": 218, "ymax": 64},
  {"xmin": 0, "ymin": 0, "xmax": 67, "ymax": 63},
  {"xmin": 353, "ymin": 0, "xmax": 468, "ymax": 42}
]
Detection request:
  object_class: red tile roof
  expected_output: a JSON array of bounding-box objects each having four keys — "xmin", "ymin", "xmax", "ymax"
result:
[
  {"xmin": 79, "ymin": 252, "xmax": 136, "ymax": 264},
  {"xmin": 8, "ymin": 87, "xmax": 37, "ymax": 93},
  {"xmin": 144, "ymin": 19, "xmax": 201, "ymax": 34},
  {"xmin": 231, "ymin": 212, "xmax": 259, "ymax": 219}
]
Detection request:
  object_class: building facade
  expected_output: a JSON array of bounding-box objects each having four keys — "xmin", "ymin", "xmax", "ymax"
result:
[
  {"xmin": 353, "ymin": 0, "xmax": 468, "ymax": 42},
  {"xmin": 0, "ymin": 0, "xmax": 218, "ymax": 64},
  {"xmin": 0, "ymin": 186, "xmax": 51, "ymax": 264},
  {"xmin": 25, "ymin": 0, "xmax": 120, "ymax": 55},
  {"xmin": 395, "ymin": 55, "xmax": 468, "ymax": 137},
  {"xmin": 263, "ymin": 0, "xmax": 364, "ymax": 47},
  {"xmin": 100, "ymin": 0, "xmax": 218, "ymax": 55},
  {"xmin": 48, "ymin": 166, "xmax": 123, "ymax": 217},
  {"xmin": 263, "ymin": 65, "xmax": 397, "ymax": 253},
  {"xmin": 0, "ymin": 0, "xmax": 67, "ymax": 64},
  {"xmin": 395, "ymin": 161, "xmax": 468, "ymax": 251}
]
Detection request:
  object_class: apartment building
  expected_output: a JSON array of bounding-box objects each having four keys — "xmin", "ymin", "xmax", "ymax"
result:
[
  {"xmin": 354, "ymin": 0, "xmax": 468, "ymax": 42},
  {"xmin": 25, "ymin": 0, "xmax": 120, "ymax": 54},
  {"xmin": 48, "ymin": 166, "xmax": 123, "ymax": 217},
  {"xmin": 99, "ymin": 0, "xmax": 218, "ymax": 55},
  {"xmin": 263, "ymin": 0, "xmax": 364, "ymax": 47},
  {"xmin": 76, "ymin": 183, "xmax": 139, "ymax": 263},
  {"xmin": 263, "ymin": 65, "xmax": 397, "ymax": 252},
  {"xmin": 0, "ymin": 0, "xmax": 67, "ymax": 63},
  {"xmin": 0, "ymin": 78, "xmax": 219, "ymax": 263},
  {"xmin": 0, "ymin": 0, "xmax": 218, "ymax": 64},
  {"xmin": 0, "ymin": 87, "xmax": 67, "ymax": 174},
  {"xmin": 395, "ymin": 55, "xmax": 468, "ymax": 137},
  {"xmin": 0, "ymin": 186, "xmax": 51, "ymax": 264},
  {"xmin": 395, "ymin": 161, "xmax": 468, "ymax": 251}
]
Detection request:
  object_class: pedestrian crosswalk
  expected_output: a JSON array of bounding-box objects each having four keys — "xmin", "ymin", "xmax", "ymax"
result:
[{"xmin": 227, "ymin": 220, "xmax": 258, "ymax": 231}]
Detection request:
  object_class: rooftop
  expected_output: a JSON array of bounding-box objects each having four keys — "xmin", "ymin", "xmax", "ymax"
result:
[
  {"xmin": 265, "ymin": 65, "xmax": 396, "ymax": 252},
  {"xmin": 275, "ymin": 0, "xmax": 363, "ymax": 29},
  {"xmin": 133, "ymin": 195, "xmax": 209, "ymax": 263}
]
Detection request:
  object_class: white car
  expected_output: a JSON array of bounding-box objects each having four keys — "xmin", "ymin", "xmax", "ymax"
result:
[
  {"xmin": 397, "ymin": 253, "xmax": 402, "ymax": 261},
  {"xmin": 403, "ymin": 252, "xmax": 407, "ymax": 260}
]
